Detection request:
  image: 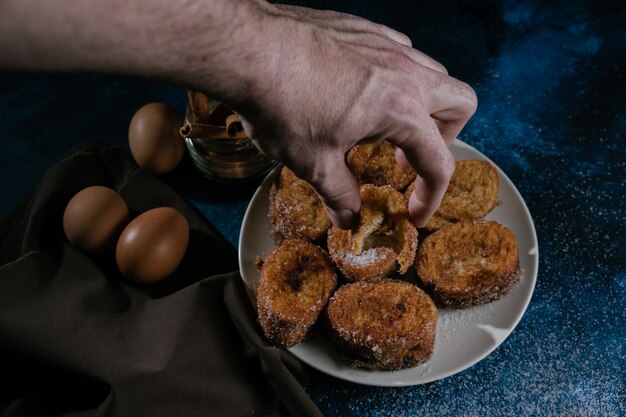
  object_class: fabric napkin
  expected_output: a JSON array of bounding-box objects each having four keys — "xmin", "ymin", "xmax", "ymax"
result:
[{"xmin": 0, "ymin": 141, "xmax": 322, "ymax": 417}]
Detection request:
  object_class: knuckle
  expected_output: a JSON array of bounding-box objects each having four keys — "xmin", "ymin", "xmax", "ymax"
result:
[
  {"xmin": 399, "ymin": 33, "xmax": 413, "ymax": 47},
  {"xmin": 305, "ymin": 163, "xmax": 358, "ymax": 207},
  {"xmin": 304, "ymin": 164, "xmax": 327, "ymax": 190},
  {"xmin": 433, "ymin": 60, "xmax": 449, "ymax": 75},
  {"xmin": 380, "ymin": 24, "xmax": 412, "ymax": 47},
  {"xmin": 301, "ymin": 160, "xmax": 335, "ymax": 191},
  {"xmin": 386, "ymin": 87, "xmax": 424, "ymax": 118},
  {"xmin": 384, "ymin": 50, "xmax": 416, "ymax": 71},
  {"xmin": 457, "ymin": 81, "xmax": 478, "ymax": 116}
]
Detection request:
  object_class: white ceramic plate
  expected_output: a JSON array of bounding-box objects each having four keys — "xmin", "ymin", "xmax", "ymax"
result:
[{"xmin": 238, "ymin": 139, "xmax": 539, "ymax": 387}]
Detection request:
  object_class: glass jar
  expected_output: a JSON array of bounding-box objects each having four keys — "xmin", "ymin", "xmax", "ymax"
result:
[{"xmin": 180, "ymin": 92, "xmax": 276, "ymax": 182}]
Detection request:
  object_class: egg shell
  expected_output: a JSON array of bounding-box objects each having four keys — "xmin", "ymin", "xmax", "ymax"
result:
[
  {"xmin": 116, "ymin": 207, "xmax": 189, "ymax": 283},
  {"xmin": 63, "ymin": 185, "xmax": 129, "ymax": 253},
  {"xmin": 128, "ymin": 102, "xmax": 185, "ymax": 174}
]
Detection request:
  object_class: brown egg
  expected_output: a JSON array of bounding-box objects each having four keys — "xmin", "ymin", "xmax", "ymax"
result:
[
  {"xmin": 115, "ymin": 207, "xmax": 189, "ymax": 283},
  {"xmin": 63, "ymin": 186, "xmax": 129, "ymax": 253},
  {"xmin": 128, "ymin": 102, "xmax": 185, "ymax": 174}
]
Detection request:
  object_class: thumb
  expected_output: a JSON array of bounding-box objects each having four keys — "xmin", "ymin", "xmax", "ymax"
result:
[{"xmin": 292, "ymin": 152, "xmax": 361, "ymax": 230}]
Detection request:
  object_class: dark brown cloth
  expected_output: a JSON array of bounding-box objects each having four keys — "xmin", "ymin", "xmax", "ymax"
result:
[{"xmin": 0, "ymin": 141, "xmax": 322, "ymax": 417}]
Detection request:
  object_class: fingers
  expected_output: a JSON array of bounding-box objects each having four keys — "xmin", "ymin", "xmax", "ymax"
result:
[
  {"xmin": 289, "ymin": 151, "xmax": 361, "ymax": 230},
  {"xmin": 407, "ymin": 145, "xmax": 455, "ymax": 227},
  {"xmin": 387, "ymin": 115, "xmax": 455, "ymax": 227},
  {"xmin": 433, "ymin": 118, "xmax": 463, "ymax": 146},
  {"xmin": 245, "ymin": 3, "xmax": 474, "ymax": 230},
  {"xmin": 426, "ymin": 76, "xmax": 478, "ymax": 144},
  {"xmin": 385, "ymin": 70, "xmax": 477, "ymax": 146}
]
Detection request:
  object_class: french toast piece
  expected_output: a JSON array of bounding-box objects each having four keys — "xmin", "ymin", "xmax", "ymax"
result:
[
  {"xmin": 326, "ymin": 280, "xmax": 437, "ymax": 371},
  {"xmin": 416, "ymin": 220, "xmax": 521, "ymax": 308},
  {"xmin": 257, "ymin": 239, "xmax": 337, "ymax": 348},
  {"xmin": 269, "ymin": 166, "xmax": 332, "ymax": 244},
  {"xmin": 327, "ymin": 185, "xmax": 417, "ymax": 282},
  {"xmin": 405, "ymin": 159, "xmax": 499, "ymax": 232},
  {"xmin": 346, "ymin": 140, "xmax": 416, "ymax": 190}
]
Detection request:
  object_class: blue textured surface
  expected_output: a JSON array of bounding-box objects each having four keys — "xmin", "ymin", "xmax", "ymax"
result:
[{"xmin": 1, "ymin": 1, "xmax": 624, "ymax": 416}]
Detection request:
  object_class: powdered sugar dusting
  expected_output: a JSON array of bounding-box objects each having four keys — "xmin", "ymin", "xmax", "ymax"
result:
[{"xmin": 341, "ymin": 248, "xmax": 379, "ymax": 266}]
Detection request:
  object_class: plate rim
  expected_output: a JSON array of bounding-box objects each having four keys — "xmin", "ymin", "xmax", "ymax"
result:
[{"xmin": 238, "ymin": 139, "xmax": 539, "ymax": 387}]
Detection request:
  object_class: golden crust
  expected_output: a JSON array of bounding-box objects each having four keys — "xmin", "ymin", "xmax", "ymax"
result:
[
  {"xmin": 269, "ymin": 167, "xmax": 332, "ymax": 244},
  {"xmin": 416, "ymin": 220, "xmax": 521, "ymax": 308},
  {"xmin": 257, "ymin": 239, "xmax": 337, "ymax": 348},
  {"xmin": 406, "ymin": 159, "xmax": 499, "ymax": 232},
  {"xmin": 327, "ymin": 185, "xmax": 417, "ymax": 282},
  {"xmin": 325, "ymin": 280, "xmax": 437, "ymax": 371},
  {"xmin": 347, "ymin": 140, "xmax": 416, "ymax": 190}
]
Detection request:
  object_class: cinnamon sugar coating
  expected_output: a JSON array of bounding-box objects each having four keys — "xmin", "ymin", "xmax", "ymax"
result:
[
  {"xmin": 269, "ymin": 167, "xmax": 332, "ymax": 244},
  {"xmin": 347, "ymin": 140, "xmax": 416, "ymax": 190},
  {"xmin": 326, "ymin": 280, "xmax": 437, "ymax": 370},
  {"xmin": 257, "ymin": 239, "xmax": 337, "ymax": 348},
  {"xmin": 328, "ymin": 185, "xmax": 417, "ymax": 282},
  {"xmin": 406, "ymin": 159, "xmax": 499, "ymax": 232},
  {"xmin": 416, "ymin": 220, "xmax": 521, "ymax": 308}
]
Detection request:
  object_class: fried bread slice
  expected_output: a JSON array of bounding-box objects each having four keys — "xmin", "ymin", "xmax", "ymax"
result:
[
  {"xmin": 347, "ymin": 140, "xmax": 416, "ymax": 190},
  {"xmin": 269, "ymin": 166, "xmax": 332, "ymax": 244},
  {"xmin": 327, "ymin": 185, "xmax": 417, "ymax": 282},
  {"xmin": 406, "ymin": 159, "xmax": 499, "ymax": 232},
  {"xmin": 416, "ymin": 220, "xmax": 521, "ymax": 308},
  {"xmin": 325, "ymin": 280, "xmax": 437, "ymax": 370},
  {"xmin": 257, "ymin": 239, "xmax": 337, "ymax": 348}
]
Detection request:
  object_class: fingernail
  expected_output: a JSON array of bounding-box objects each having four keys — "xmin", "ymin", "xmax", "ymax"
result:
[
  {"xmin": 410, "ymin": 214, "xmax": 428, "ymax": 228},
  {"xmin": 408, "ymin": 210, "xmax": 424, "ymax": 227},
  {"xmin": 328, "ymin": 208, "xmax": 358, "ymax": 230},
  {"xmin": 408, "ymin": 207, "xmax": 425, "ymax": 227}
]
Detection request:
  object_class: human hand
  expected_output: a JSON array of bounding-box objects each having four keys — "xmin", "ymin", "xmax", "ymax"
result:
[
  {"xmin": 0, "ymin": 0, "xmax": 476, "ymax": 229},
  {"xmin": 231, "ymin": 3, "xmax": 477, "ymax": 229},
  {"xmin": 0, "ymin": 0, "xmax": 475, "ymax": 229}
]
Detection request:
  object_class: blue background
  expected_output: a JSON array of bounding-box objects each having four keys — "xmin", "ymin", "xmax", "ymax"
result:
[{"xmin": 1, "ymin": 0, "xmax": 624, "ymax": 415}]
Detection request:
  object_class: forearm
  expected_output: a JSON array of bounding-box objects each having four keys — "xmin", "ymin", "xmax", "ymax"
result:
[
  {"xmin": 1, "ymin": 1, "xmax": 477, "ymax": 228},
  {"xmin": 0, "ymin": 0, "xmax": 274, "ymax": 105}
]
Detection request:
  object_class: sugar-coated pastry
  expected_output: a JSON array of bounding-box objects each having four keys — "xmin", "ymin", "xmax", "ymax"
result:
[
  {"xmin": 416, "ymin": 220, "xmax": 520, "ymax": 308},
  {"xmin": 326, "ymin": 280, "xmax": 437, "ymax": 370},
  {"xmin": 269, "ymin": 166, "xmax": 332, "ymax": 244},
  {"xmin": 328, "ymin": 185, "xmax": 417, "ymax": 282},
  {"xmin": 406, "ymin": 159, "xmax": 499, "ymax": 232},
  {"xmin": 347, "ymin": 140, "xmax": 416, "ymax": 190},
  {"xmin": 257, "ymin": 239, "xmax": 337, "ymax": 348}
]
